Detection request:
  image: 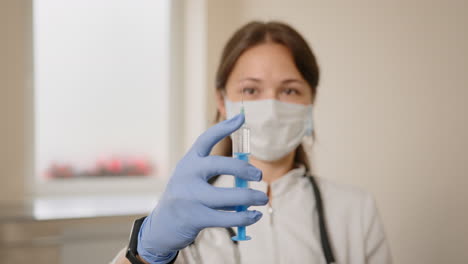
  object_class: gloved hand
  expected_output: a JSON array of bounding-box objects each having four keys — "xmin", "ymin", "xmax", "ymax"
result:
[{"xmin": 137, "ymin": 114, "xmax": 268, "ymax": 264}]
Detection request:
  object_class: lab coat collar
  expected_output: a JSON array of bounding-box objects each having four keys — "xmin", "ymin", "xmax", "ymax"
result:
[{"xmin": 249, "ymin": 165, "xmax": 306, "ymax": 198}]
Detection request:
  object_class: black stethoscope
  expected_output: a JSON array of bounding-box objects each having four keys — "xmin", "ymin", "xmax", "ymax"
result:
[{"xmin": 189, "ymin": 172, "xmax": 336, "ymax": 264}]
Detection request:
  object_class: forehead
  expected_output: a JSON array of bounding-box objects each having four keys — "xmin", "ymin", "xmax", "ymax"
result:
[{"xmin": 228, "ymin": 42, "xmax": 303, "ymax": 82}]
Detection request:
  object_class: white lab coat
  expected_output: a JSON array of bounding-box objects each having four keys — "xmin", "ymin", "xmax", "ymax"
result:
[{"xmin": 113, "ymin": 166, "xmax": 392, "ymax": 264}]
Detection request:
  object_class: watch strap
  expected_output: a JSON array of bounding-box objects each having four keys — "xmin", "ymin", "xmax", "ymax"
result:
[{"xmin": 125, "ymin": 216, "xmax": 179, "ymax": 264}]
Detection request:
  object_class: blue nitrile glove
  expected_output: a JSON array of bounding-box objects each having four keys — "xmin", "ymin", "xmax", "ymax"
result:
[{"xmin": 137, "ymin": 114, "xmax": 268, "ymax": 264}]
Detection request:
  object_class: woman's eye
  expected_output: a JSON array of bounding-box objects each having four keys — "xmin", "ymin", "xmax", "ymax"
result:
[
  {"xmin": 282, "ymin": 88, "xmax": 300, "ymax": 95},
  {"xmin": 242, "ymin": 87, "xmax": 258, "ymax": 95}
]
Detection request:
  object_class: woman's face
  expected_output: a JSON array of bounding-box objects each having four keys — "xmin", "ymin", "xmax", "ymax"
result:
[{"xmin": 217, "ymin": 42, "xmax": 313, "ymax": 118}]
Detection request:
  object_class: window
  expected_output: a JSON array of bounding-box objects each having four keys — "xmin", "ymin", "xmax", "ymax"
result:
[{"xmin": 33, "ymin": 0, "xmax": 174, "ymax": 195}]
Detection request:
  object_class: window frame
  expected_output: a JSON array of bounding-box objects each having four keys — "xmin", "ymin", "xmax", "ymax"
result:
[{"xmin": 30, "ymin": 0, "xmax": 193, "ymax": 197}]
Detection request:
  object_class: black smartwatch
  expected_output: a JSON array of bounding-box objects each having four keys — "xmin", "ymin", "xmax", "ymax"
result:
[{"xmin": 125, "ymin": 217, "xmax": 179, "ymax": 264}]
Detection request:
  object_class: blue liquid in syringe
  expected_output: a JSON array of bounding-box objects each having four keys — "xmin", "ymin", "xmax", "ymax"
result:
[{"xmin": 232, "ymin": 152, "xmax": 251, "ymax": 241}]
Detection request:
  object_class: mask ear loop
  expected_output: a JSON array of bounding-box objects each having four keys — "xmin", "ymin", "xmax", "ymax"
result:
[
  {"xmin": 219, "ymin": 90, "xmax": 229, "ymax": 121},
  {"xmin": 220, "ymin": 90, "xmax": 227, "ymax": 104},
  {"xmin": 303, "ymin": 106, "xmax": 314, "ymax": 147},
  {"xmin": 305, "ymin": 106, "xmax": 314, "ymax": 136},
  {"xmin": 302, "ymin": 106, "xmax": 315, "ymax": 173}
]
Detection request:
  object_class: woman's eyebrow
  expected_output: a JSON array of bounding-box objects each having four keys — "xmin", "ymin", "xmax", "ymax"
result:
[
  {"xmin": 238, "ymin": 77, "xmax": 261, "ymax": 83},
  {"xmin": 238, "ymin": 77, "xmax": 304, "ymax": 84},
  {"xmin": 281, "ymin": 78, "xmax": 304, "ymax": 85}
]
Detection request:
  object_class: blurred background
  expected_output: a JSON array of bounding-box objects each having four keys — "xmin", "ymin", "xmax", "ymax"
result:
[{"xmin": 1, "ymin": 0, "xmax": 467, "ymax": 263}]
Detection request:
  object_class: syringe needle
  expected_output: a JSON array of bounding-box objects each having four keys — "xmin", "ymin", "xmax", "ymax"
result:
[{"xmin": 241, "ymin": 88, "xmax": 245, "ymax": 114}]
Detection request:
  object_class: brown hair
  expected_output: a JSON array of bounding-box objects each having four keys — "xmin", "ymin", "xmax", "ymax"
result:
[{"xmin": 213, "ymin": 21, "xmax": 320, "ymax": 171}]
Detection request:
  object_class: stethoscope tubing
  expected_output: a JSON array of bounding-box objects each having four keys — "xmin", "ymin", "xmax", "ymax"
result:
[{"xmin": 191, "ymin": 172, "xmax": 335, "ymax": 264}]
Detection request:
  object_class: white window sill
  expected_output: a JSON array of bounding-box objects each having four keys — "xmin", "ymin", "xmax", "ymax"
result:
[
  {"xmin": 0, "ymin": 194, "xmax": 160, "ymax": 222},
  {"xmin": 32, "ymin": 194, "xmax": 158, "ymax": 221}
]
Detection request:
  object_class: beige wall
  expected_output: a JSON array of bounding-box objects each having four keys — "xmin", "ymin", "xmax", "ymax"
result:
[
  {"xmin": 206, "ymin": 1, "xmax": 468, "ymax": 263},
  {"xmin": 0, "ymin": 0, "xmax": 33, "ymax": 202}
]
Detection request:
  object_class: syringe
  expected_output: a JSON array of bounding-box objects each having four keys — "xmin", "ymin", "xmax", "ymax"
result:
[{"xmin": 231, "ymin": 98, "xmax": 252, "ymax": 241}]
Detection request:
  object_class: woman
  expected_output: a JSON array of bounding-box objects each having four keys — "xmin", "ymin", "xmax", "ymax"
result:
[{"xmin": 112, "ymin": 21, "xmax": 392, "ymax": 264}]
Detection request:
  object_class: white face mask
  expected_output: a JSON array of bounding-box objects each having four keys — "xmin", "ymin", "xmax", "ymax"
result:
[{"xmin": 225, "ymin": 99, "xmax": 313, "ymax": 161}]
